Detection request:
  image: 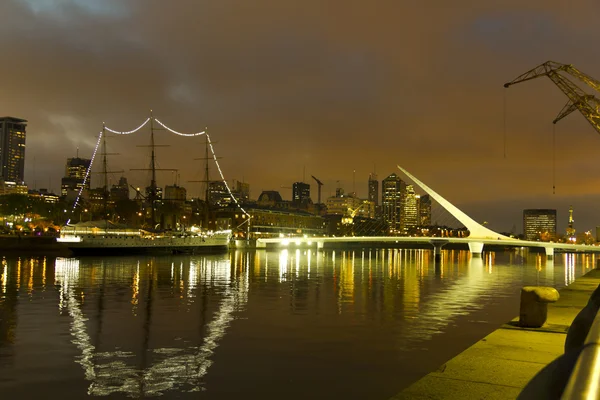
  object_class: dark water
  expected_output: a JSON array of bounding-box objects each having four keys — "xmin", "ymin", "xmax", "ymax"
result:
[{"xmin": 0, "ymin": 248, "xmax": 594, "ymax": 399}]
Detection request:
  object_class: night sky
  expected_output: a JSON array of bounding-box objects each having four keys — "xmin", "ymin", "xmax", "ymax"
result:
[{"xmin": 2, "ymin": 0, "xmax": 600, "ymax": 233}]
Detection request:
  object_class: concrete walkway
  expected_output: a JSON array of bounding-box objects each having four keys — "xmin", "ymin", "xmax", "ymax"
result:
[{"xmin": 391, "ymin": 268, "xmax": 600, "ymax": 400}]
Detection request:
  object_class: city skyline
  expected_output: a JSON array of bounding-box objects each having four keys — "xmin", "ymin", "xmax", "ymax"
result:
[{"xmin": 2, "ymin": 1, "xmax": 600, "ymax": 233}]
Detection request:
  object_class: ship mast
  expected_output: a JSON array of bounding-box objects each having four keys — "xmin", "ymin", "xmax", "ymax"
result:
[
  {"xmin": 102, "ymin": 123, "xmax": 108, "ymax": 223},
  {"xmin": 130, "ymin": 111, "xmax": 176, "ymax": 230},
  {"xmin": 149, "ymin": 111, "xmax": 157, "ymax": 229}
]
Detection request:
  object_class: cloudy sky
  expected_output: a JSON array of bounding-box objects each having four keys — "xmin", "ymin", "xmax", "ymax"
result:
[{"xmin": 2, "ymin": 0, "xmax": 600, "ymax": 233}]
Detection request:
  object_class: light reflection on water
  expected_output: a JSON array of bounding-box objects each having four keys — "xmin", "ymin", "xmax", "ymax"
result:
[{"xmin": 0, "ymin": 249, "xmax": 596, "ymax": 399}]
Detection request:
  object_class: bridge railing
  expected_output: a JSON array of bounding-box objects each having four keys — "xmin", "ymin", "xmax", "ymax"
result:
[{"xmin": 561, "ymin": 306, "xmax": 600, "ymax": 399}]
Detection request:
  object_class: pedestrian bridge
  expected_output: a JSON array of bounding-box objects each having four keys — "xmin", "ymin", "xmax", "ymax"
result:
[{"xmin": 256, "ymin": 166, "xmax": 600, "ymax": 259}]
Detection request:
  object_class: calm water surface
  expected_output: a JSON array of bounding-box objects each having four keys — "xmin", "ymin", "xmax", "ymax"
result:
[{"xmin": 0, "ymin": 248, "xmax": 594, "ymax": 399}]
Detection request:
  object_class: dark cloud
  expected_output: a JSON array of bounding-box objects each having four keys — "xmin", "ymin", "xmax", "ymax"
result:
[{"xmin": 2, "ymin": 0, "xmax": 600, "ymax": 232}]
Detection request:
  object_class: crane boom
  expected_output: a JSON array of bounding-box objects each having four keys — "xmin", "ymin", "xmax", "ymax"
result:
[
  {"xmin": 504, "ymin": 61, "xmax": 600, "ymax": 135},
  {"xmin": 311, "ymin": 175, "xmax": 323, "ymax": 204}
]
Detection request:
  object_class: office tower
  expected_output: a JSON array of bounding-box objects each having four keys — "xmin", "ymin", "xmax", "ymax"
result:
[
  {"xmin": 61, "ymin": 156, "xmax": 92, "ymax": 197},
  {"xmin": 233, "ymin": 180, "xmax": 250, "ymax": 202},
  {"xmin": 523, "ymin": 209, "xmax": 557, "ymax": 241},
  {"xmin": 207, "ymin": 180, "xmax": 229, "ymax": 206},
  {"xmin": 382, "ymin": 173, "xmax": 406, "ymax": 234},
  {"xmin": 110, "ymin": 177, "xmax": 130, "ymax": 201},
  {"xmin": 404, "ymin": 185, "xmax": 419, "ymax": 231},
  {"xmin": 368, "ymin": 173, "xmax": 378, "ymax": 206},
  {"xmin": 0, "ymin": 117, "xmax": 27, "ymax": 183},
  {"xmin": 419, "ymin": 194, "xmax": 431, "ymax": 226},
  {"xmin": 164, "ymin": 184, "xmax": 186, "ymax": 203},
  {"xmin": 566, "ymin": 205, "xmax": 576, "ymax": 241},
  {"xmin": 292, "ymin": 181, "xmax": 311, "ymax": 204}
]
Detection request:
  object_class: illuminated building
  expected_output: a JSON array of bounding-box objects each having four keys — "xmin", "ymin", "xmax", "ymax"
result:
[
  {"xmin": 29, "ymin": 188, "xmax": 59, "ymax": 204},
  {"xmin": 419, "ymin": 194, "xmax": 431, "ymax": 226},
  {"xmin": 0, "ymin": 117, "xmax": 27, "ymax": 183},
  {"xmin": 61, "ymin": 157, "xmax": 91, "ymax": 199},
  {"xmin": 404, "ymin": 185, "xmax": 419, "ymax": 232},
  {"xmin": 368, "ymin": 173, "xmax": 378, "ymax": 206},
  {"xmin": 523, "ymin": 209, "xmax": 556, "ymax": 241},
  {"xmin": 566, "ymin": 205, "xmax": 576, "ymax": 242},
  {"xmin": 292, "ymin": 182, "xmax": 311, "ymax": 204},
  {"xmin": 217, "ymin": 205, "xmax": 325, "ymax": 237},
  {"xmin": 0, "ymin": 180, "xmax": 27, "ymax": 195},
  {"xmin": 207, "ymin": 181, "xmax": 229, "ymax": 207},
  {"xmin": 325, "ymin": 194, "xmax": 363, "ymax": 216},
  {"xmin": 382, "ymin": 173, "xmax": 406, "ymax": 234}
]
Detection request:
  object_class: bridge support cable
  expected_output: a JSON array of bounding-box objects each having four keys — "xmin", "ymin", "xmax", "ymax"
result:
[{"xmin": 397, "ymin": 166, "xmax": 509, "ymax": 240}]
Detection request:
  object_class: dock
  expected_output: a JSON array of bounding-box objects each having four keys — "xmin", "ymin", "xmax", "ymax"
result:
[{"xmin": 391, "ymin": 268, "xmax": 600, "ymax": 399}]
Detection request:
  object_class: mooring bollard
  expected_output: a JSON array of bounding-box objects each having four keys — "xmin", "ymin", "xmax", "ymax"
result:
[{"xmin": 519, "ymin": 286, "xmax": 560, "ymax": 328}]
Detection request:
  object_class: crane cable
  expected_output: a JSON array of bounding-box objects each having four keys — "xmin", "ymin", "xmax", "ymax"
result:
[
  {"xmin": 553, "ymin": 124, "xmax": 556, "ymax": 195},
  {"xmin": 503, "ymin": 89, "xmax": 507, "ymax": 159}
]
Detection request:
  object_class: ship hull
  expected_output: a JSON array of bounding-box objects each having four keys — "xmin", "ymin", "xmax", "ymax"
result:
[{"xmin": 58, "ymin": 231, "xmax": 231, "ymax": 256}]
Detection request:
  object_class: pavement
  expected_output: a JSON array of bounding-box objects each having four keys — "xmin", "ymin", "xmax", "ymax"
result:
[{"xmin": 391, "ymin": 268, "xmax": 600, "ymax": 400}]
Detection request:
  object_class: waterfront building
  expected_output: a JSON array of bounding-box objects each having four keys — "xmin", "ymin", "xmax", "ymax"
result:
[
  {"xmin": 61, "ymin": 157, "xmax": 91, "ymax": 199},
  {"xmin": 292, "ymin": 182, "xmax": 311, "ymax": 204},
  {"xmin": 523, "ymin": 209, "xmax": 557, "ymax": 241},
  {"xmin": 217, "ymin": 205, "xmax": 325, "ymax": 238},
  {"xmin": 382, "ymin": 173, "xmax": 406, "ymax": 234},
  {"xmin": 0, "ymin": 117, "xmax": 27, "ymax": 183},
  {"xmin": 419, "ymin": 194, "xmax": 432, "ymax": 226},
  {"xmin": 368, "ymin": 173, "xmax": 378, "ymax": 206}
]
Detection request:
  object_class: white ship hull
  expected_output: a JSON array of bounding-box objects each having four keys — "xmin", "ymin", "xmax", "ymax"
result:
[{"xmin": 58, "ymin": 230, "xmax": 231, "ymax": 255}]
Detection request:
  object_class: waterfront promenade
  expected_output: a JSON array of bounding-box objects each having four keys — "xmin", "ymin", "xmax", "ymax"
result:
[{"xmin": 392, "ymin": 267, "xmax": 600, "ymax": 399}]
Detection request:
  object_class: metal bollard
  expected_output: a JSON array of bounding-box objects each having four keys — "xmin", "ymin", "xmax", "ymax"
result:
[{"xmin": 519, "ymin": 286, "xmax": 560, "ymax": 328}]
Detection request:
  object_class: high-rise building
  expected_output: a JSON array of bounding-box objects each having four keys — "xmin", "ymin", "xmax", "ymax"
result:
[
  {"xmin": 523, "ymin": 209, "xmax": 557, "ymax": 241},
  {"xmin": 419, "ymin": 194, "xmax": 431, "ymax": 226},
  {"xmin": 382, "ymin": 173, "xmax": 406, "ymax": 234},
  {"xmin": 292, "ymin": 182, "xmax": 311, "ymax": 204},
  {"xmin": 61, "ymin": 157, "xmax": 92, "ymax": 198},
  {"xmin": 0, "ymin": 117, "xmax": 27, "ymax": 183},
  {"xmin": 110, "ymin": 177, "xmax": 130, "ymax": 201},
  {"xmin": 232, "ymin": 180, "xmax": 250, "ymax": 202},
  {"xmin": 368, "ymin": 173, "xmax": 378, "ymax": 206},
  {"xmin": 164, "ymin": 184, "xmax": 186, "ymax": 203},
  {"xmin": 404, "ymin": 185, "xmax": 419, "ymax": 232},
  {"xmin": 207, "ymin": 180, "xmax": 230, "ymax": 206},
  {"xmin": 566, "ymin": 205, "xmax": 576, "ymax": 242}
]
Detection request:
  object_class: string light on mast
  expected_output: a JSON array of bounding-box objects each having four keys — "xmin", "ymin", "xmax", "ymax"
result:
[
  {"xmin": 67, "ymin": 115, "xmax": 250, "ymax": 224},
  {"xmin": 67, "ymin": 130, "xmax": 103, "ymax": 224}
]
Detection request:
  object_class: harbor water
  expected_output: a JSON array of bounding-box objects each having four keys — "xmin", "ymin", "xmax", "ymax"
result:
[{"xmin": 0, "ymin": 248, "xmax": 593, "ymax": 399}]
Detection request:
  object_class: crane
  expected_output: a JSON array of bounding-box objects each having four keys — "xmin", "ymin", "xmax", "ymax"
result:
[
  {"xmin": 504, "ymin": 61, "xmax": 600, "ymax": 135},
  {"xmin": 311, "ymin": 175, "xmax": 324, "ymax": 204}
]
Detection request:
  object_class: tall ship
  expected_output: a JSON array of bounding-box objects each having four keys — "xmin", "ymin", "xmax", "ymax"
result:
[{"xmin": 58, "ymin": 114, "xmax": 232, "ymax": 254}]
